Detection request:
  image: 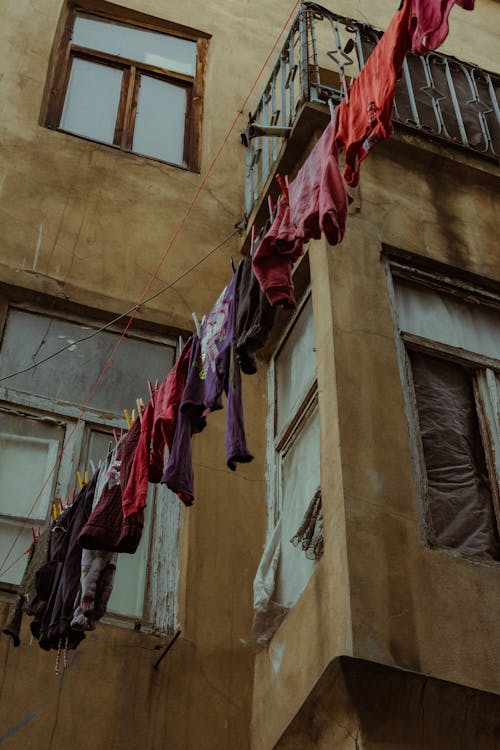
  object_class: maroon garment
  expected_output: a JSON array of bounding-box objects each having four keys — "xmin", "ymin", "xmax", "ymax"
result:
[
  {"xmin": 121, "ymin": 401, "xmax": 154, "ymax": 519},
  {"xmin": 252, "ymin": 195, "xmax": 303, "ymax": 309},
  {"xmin": 335, "ymin": 0, "xmax": 416, "ymax": 186},
  {"xmin": 149, "ymin": 338, "xmax": 193, "ymax": 485},
  {"xmin": 78, "ymin": 419, "xmax": 143, "ymax": 554},
  {"xmin": 411, "ymin": 0, "xmax": 475, "ymax": 55}
]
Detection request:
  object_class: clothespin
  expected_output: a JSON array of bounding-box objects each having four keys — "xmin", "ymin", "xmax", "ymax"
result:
[
  {"xmin": 84, "ymin": 470, "xmax": 89, "ymax": 484},
  {"xmin": 123, "ymin": 409, "xmax": 132, "ymax": 429},
  {"xmin": 229, "ymin": 256, "xmax": 236, "ymax": 274},
  {"xmin": 250, "ymin": 225, "xmax": 256, "ymax": 257},
  {"xmin": 32, "ymin": 528, "xmax": 37, "ymax": 545},
  {"xmin": 52, "ymin": 503, "xmax": 58, "ymax": 520},
  {"xmin": 267, "ymin": 194, "xmax": 275, "ymax": 220},
  {"xmin": 131, "ymin": 408, "xmax": 136, "ymax": 423},
  {"xmin": 178, "ymin": 335, "xmax": 184, "ymax": 353},
  {"xmin": 65, "ymin": 496, "xmax": 69, "ymax": 508},
  {"xmin": 327, "ymin": 97, "xmax": 336, "ymax": 124},
  {"xmin": 89, "ymin": 459, "xmax": 96, "ymax": 475},
  {"xmin": 276, "ymin": 173, "xmax": 289, "ymax": 200},
  {"xmin": 72, "ymin": 485, "xmax": 76, "ymax": 502},
  {"xmin": 76, "ymin": 471, "xmax": 84, "ymax": 489},
  {"xmin": 58, "ymin": 497, "xmax": 64, "ymax": 513},
  {"xmin": 113, "ymin": 428, "xmax": 120, "ymax": 444},
  {"xmin": 192, "ymin": 312, "xmax": 202, "ymax": 338},
  {"xmin": 154, "ymin": 379, "xmax": 159, "ymax": 391}
]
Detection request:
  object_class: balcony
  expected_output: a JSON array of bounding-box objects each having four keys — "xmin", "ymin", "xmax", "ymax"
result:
[{"xmin": 242, "ymin": 1, "xmax": 500, "ymax": 227}]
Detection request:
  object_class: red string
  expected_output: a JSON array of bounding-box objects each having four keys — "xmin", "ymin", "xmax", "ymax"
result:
[{"xmin": 0, "ymin": 0, "xmax": 301, "ymax": 575}]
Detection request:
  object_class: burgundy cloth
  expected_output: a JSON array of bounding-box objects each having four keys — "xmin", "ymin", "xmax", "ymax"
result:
[
  {"xmin": 163, "ymin": 265, "xmax": 253, "ymax": 504},
  {"xmin": 253, "ymin": 116, "xmax": 351, "ymax": 309},
  {"xmin": 411, "ymin": 0, "xmax": 475, "ymax": 55},
  {"xmin": 252, "ymin": 195, "xmax": 302, "ymax": 309},
  {"xmin": 79, "ymin": 419, "xmax": 143, "ymax": 553},
  {"xmin": 121, "ymin": 400, "xmax": 154, "ymax": 519},
  {"xmin": 335, "ymin": 0, "xmax": 416, "ymax": 187}
]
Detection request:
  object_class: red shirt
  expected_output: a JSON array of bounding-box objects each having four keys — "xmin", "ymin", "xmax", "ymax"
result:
[{"xmin": 335, "ymin": 0, "xmax": 416, "ymax": 187}]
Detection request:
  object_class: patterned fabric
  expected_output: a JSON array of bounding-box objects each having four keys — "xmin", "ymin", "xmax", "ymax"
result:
[
  {"xmin": 290, "ymin": 489, "xmax": 324, "ymax": 561},
  {"xmin": 71, "ymin": 548, "xmax": 117, "ymax": 631}
]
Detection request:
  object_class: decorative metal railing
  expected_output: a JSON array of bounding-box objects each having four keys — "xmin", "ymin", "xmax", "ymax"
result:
[{"xmin": 244, "ymin": 1, "xmax": 500, "ymax": 217}]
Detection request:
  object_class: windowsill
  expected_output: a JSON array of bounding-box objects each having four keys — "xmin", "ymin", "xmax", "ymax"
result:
[
  {"xmin": 47, "ymin": 126, "xmax": 200, "ymax": 173},
  {"xmin": 426, "ymin": 543, "xmax": 500, "ymax": 567}
]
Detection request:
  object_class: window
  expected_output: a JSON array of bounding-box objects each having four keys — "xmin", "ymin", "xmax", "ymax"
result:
[
  {"xmin": 43, "ymin": 3, "xmax": 209, "ymax": 170},
  {"xmin": 387, "ymin": 259, "xmax": 500, "ymax": 561},
  {"xmin": 267, "ymin": 293, "xmax": 321, "ymax": 608},
  {"xmin": 0, "ymin": 299, "xmax": 181, "ymax": 632}
]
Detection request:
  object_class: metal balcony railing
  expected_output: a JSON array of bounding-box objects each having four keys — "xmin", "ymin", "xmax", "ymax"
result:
[{"xmin": 244, "ymin": 1, "xmax": 500, "ymax": 218}]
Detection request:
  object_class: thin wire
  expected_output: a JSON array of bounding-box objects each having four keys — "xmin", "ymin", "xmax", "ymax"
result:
[
  {"xmin": 0, "ymin": 546, "xmax": 32, "ymax": 578},
  {"xmin": 0, "ymin": 228, "xmax": 239, "ymax": 383},
  {"xmin": 0, "ymin": 0, "xmax": 302, "ymax": 574}
]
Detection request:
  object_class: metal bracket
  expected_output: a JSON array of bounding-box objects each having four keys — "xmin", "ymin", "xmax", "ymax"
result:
[{"xmin": 241, "ymin": 123, "xmax": 292, "ymax": 147}]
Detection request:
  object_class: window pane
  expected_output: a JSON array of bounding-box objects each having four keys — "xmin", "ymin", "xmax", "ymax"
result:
[
  {"xmin": 394, "ymin": 279, "xmax": 500, "ymax": 361},
  {"xmin": 0, "ymin": 309, "xmax": 176, "ymax": 414},
  {"xmin": 60, "ymin": 58, "xmax": 122, "ymax": 145},
  {"xmin": 0, "ymin": 411, "xmax": 64, "ymax": 521},
  {"xmin": 410, "ymin": 350, "xmax": 500, "ymax": 560},
  {"xmin": 73, "ymin": 14, "xmax": 197, "ymax": 76},
  {"xmin": 275, "ymin": 407, "xmax": 320, "ymax": 607},
  {"xmin": 275, "ymin": 296, "xmax": 316, "ymax": 435},
  {"xmin": 0, "ymin": 525, "xmax": 34, "ymax": 585},
  {"xmin": 132, "ymin": 76, "xmax": 186, "ymax": 164}
]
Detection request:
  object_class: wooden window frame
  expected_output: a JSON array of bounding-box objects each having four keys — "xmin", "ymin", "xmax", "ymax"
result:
[
  {"xmin": 0, "ymin": 296, "xmax": 183, "ymax": 633},
  {"xmin": 384, "ymin": 252, "xmax": 500, "ymax": 558},
  {"xmin": 42, "ymin": 2, "xmax": 209, "ymax": 171}
]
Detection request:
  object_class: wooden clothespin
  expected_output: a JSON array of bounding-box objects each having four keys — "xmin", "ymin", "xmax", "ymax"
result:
[
  {"xmin": 52, "ymin": 503, "xmax": 58, "ymax": 520},
  {"xmin": 76, "ymin": 471, "xmax": 84, "ymax": 490},
  {"xmin": 268, "ymin": 194, "xmax": 275, "ymax": 220},
  {"xmin": 113, "ymin": 428, "xmax": 120, "ymax": 444},
  {"xmin": 84, "ymin": 470, "xmax": 89, "ymax": 485},
  {"xmin": 123, "ymin": 409, "xmax": 132, "ymax": 429},
  {"xmin": 58, "ymin": 497, "xmax": 64, "ymax": 513},
  {"xmin": 89, "ymin": 460, "xmax": 96, "ymax": 476},
  {"xmin": 192, "ymin": 312, "xmax": 202, "ymax": 338},
  {"xmin": 250, "ymin": 225, "xmax": 256, "ymax": 257},
  {"xmin": 131, "ymin": 408, "xmax": 137, "ymax": 423}
]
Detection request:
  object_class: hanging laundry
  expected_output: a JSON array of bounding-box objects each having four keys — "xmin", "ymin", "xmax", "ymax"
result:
[
  {"xmin": 71, "ymin": 548, "xmax": 117, "ymax": 631},
  {"xmin": 253, "ymin": 520, "xmax": 289, "ymax": 646},
  {"xmin": 235, "ymin": 251, "xmax": 276, "ymax": 375},
  {"xmin": 411, "ymin": 0, "xmax": 475, "ymax": 55},
  {"xmin": 334, "ymin": 0, "xmax": 416, "ymax": 187},
  {"xmin": 2, "ymin": 526, "xmax": 50, "ymax": 647},
  {"xmin": 78, "ymin": 418, "xmax": 143, "ymax": 554},
  {"xmin": 253, "ymin": 113, "xmax": 351, "ymax": 308},
  {"xmin": 28, "ymin": 475, "xmax": 97, "ymax": 652},
  {"xmin": 163, "ymin": 264, "xmax": 253, "ymax": 503}
]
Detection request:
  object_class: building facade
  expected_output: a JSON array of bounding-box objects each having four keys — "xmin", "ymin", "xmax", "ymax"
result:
[{"xmin": 0, "ymin": 0, "xmax": 499, "ymax": 748}]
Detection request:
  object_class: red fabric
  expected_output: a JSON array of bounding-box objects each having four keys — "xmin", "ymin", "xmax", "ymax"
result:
[
  {"xmin": 252, "ymin": 195, "xmax": 303, "ymax": 310},
  {"xmin": 335, "ymin": 0, "xmax": 416, "ymax": 187},
  {"xmin": 411, "ymin": 0, "xmax": 475, "ymax": 55},
  {"xmin": 149, "ymin": 338, "xmax": 192, "ymax": 485},
  {"xmin": 253, "ymin": 116, "xmax": 351, "ymax": 309},
  {"xmin": 121, "ymin": 401, "xmax": 154, "ymax": 519}
]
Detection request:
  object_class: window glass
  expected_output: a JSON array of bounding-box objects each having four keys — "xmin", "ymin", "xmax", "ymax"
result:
[
  {"xmin": 275, "ymin": 406, "xmax": 320, "ymax": 606},
  {"xmin": 133, "ymin": 76, "xmax": 187, "ymax": 164},
  {"xmin": 73, "ymin": 14, "xmax": 197, "ymax": 75},
  {"xmin": 60, "ymin": 58, "xmax": 123, "ymax": 144},
  {"xmin": 394, "ymin": 279, "xmax": 500, "ymax": 360},
  {"xmin": 275, "ymin": 296, "xmax": 316, "ymax": 435},
  {"xmin": 0, "ymin": 309, "xmax": 176, "ymax": 413}
]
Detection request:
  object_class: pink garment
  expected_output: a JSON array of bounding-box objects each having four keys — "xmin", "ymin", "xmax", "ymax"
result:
[
  {"xmin": 411, "ymin": 0, "xmax": 475, "ymax": 55},
  {"xmin": 281, "ymin": 115, "xmax": 351, "ymax": 246},
  {"xmin": 253, "ymin": 116, "xmax": 351, "ymax": 309},
  {"xmin": 335, "ymin": 0, "xmax": 416, "ymax": 186}
]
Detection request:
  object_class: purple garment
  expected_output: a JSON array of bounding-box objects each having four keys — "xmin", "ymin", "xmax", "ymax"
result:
[{"xmin": 163, "ymin": 264, "xmax": 253, "ymax": 503}]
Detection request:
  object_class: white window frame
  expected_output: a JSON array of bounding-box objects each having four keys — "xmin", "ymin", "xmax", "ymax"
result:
[
  {"xmin": 0, "ymin": 299, "xmax": 182, "ymax": 634},
  {"xmin": 384, "ymin": 255, "xmax": 500, "ymax": 555}
]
